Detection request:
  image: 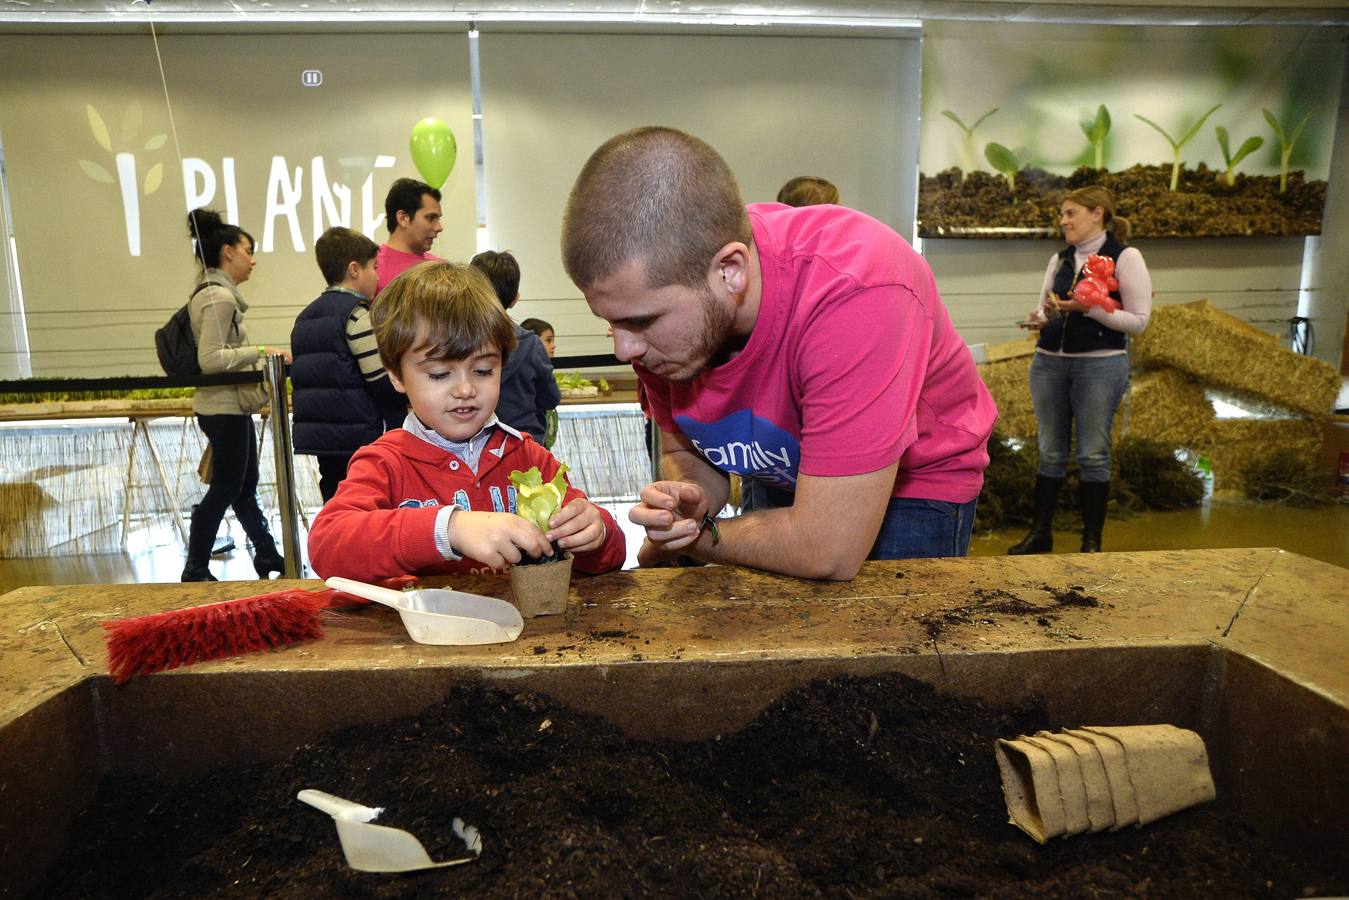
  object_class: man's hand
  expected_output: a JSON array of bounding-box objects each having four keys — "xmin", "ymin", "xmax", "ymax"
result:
[
  {"xmin": 629, "ymin": 480, "xmax": 708, "ymax": 556},
  {"xmin": 546, "ymin": 498, "xmax": 606, "ymax": 554},
  {"xmin": 446, "ymin": 510, "xmax": 553, "ymax": 570}
]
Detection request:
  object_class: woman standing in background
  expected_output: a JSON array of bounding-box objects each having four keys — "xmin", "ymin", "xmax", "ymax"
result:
[
  {"xmin": 1010, "ymin": 186, "xmax": 1152, "ymax": 555},
  {"xmin": 182, "ymin": 208, "xmax": 292, "ymax": 581}
]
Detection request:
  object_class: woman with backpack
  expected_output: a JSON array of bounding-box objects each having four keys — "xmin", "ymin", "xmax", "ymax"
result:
[{"xmin": 182, "ymin": 208, "xmax": 292, "ymax": 582}]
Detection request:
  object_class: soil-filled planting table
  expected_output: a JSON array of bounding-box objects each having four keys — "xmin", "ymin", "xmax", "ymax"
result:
[{"xmin": 2, "ymin": 549, "xmax": 1346, "ymax": 894}]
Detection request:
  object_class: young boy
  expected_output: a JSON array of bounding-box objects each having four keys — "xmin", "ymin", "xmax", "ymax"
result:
[
  {"xmin": 291, "ymin": 227, "xmax": 408, "ymax": 501},
  {"xmin": 307, "ymin": 261, "xmax": 625, "ymax": 582},
  {"xmin": 469, "ymin": 250, "xmax": 561, "ymax": 444}
]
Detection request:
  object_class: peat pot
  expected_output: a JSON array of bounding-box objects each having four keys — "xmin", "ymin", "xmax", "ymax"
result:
[{"xmin": 2, "ymin": 548, "xmax": 1346, "ymax": 894}]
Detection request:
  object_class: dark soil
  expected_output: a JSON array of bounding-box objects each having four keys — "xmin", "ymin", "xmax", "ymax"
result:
[
  {"xmin": 917, "ymin": 165, "xmax": 1326, "ymax": 238},
  {"xmin": 34, "ymin": 674, "xmax": 1347, "ymax": 899}
]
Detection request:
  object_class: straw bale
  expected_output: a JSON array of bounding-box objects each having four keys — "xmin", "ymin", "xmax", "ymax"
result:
[
  {"xmin": 1199, "ymin": 418, "xmax": 1324, "ymax": 492},
  {"xmin": 1132, "ymin": 300, "xmax": 1339, "ymax": 417},
  {"xmin": 979, "ymin": 355, "xmax": 1036, "ymax": 440},
  {"xmin": 1128, "ymin": 368, "xmax": 1213, "ymax": 446},
  {"xmin": 982, "ymin": 336, "xmax": 1039, "ymax": 363}
]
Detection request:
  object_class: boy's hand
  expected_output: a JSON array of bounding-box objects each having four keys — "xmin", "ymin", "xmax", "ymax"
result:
[
  {"xmin": 447, "ymin": 510, "xmax": 553, "ymax": 570},
  {"xmin": 546, "ymin": 498, "xmax": 607, "ymax": 554}
]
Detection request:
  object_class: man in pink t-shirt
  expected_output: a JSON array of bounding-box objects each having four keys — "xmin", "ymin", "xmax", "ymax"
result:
[
  {"xmin": 562, "ymin": 127, "xmax": 998, "ymax": 580},
  {"xmin": 375, "ymin": 177, "xmax": 445, "ymax": 296}
]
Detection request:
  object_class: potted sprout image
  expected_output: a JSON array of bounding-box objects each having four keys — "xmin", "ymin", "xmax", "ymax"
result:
[{"xmin": 508, "ymin": 465, "xmax": 574, "ymax": 617}]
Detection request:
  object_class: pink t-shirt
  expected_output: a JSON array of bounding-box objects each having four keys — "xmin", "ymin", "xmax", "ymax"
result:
[
  {"xmin": 375, "ymin": 244, "xmax": 443, "ymax": 296},
  {"xmin": 638, "ymin": 202, "xmax": 998, "ymax": 503}
]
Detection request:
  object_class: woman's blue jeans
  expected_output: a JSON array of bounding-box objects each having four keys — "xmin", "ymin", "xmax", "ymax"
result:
[{"xmin": 1029, "ymin": 352, "xmax": 1130, "ymax": 482}]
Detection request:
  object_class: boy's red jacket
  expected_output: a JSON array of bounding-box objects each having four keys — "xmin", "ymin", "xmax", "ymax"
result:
[{"xmin": 308, "ymin": 427, "xmax": 626, "ymax": 581}]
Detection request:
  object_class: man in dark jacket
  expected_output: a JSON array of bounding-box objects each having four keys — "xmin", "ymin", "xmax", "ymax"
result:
[
  {"xmin": 292, "ymin": 227, "xmax": 407, "ymax": 501},
  {"xmin": 469, "ymin": 250, "xmax": 561, "ymax": 444}
]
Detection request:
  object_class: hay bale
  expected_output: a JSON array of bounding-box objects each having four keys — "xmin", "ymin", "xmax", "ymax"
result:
[
  {"xmin": 1199, "ymin": 418, "xmax": 1324, "ymax": 492},
  {"xmin": 1132, "ymin": 300, "xmax": 1340, "ymax": 417},
  {"xmin": 1128, "ymin": 368, "xmax": 1213, "ymax": 445},
  {"xmin": 979, "ymin": 355, "xmax": 1035, "ymax": 440}
]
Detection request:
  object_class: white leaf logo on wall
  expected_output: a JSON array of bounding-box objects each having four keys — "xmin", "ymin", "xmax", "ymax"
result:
[{"xmin": 78, "ymin": 102, "xmax": 167, "ymax": 257}]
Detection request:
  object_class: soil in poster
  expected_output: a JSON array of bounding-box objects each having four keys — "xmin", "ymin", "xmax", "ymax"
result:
[
  {"xmin": 35, "ymin": 673, "xmax": 1348, "ymax": 899},
  {"xmin": 918, "ymin": 165, "xmax": 1326, "ymax": 238}
]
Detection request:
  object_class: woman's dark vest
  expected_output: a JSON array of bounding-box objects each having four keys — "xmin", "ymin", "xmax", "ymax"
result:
[
  {"xmin": 290, "ymin": 289, "xmax": 404, "ymax": 455},
  {"xmin": 1037, "ymin": 232, "xmax": 1128, "ymax": 354}
]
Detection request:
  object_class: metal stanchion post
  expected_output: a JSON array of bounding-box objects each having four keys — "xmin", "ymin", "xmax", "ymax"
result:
[{"xmin": 265, "ymin": 355, "xmax": 303, "ymax": 579}]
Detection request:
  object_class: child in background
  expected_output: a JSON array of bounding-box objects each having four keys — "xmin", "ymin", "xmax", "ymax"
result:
[
  {"xmin": 468, "ymin": 252, "xmax": 561, "ymax": 445},
  {"xmin": 520, "ymin": 317, "xmax": 556, "ymax": 357},
  {"xmin": 307, "ymin": 261, "xmax": 625, "ymax": 582},
  {"xmin": 520, "ymin": 317, "xmax": 559, "ymax": 447},
  {"xmin": 291, "ymin": 227, "xmax": 408, "ymax": 502}
]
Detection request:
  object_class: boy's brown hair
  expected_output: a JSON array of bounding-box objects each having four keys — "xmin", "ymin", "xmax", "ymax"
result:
[
  {"xmin": 315, "ymin": 226, "xmax": 379, "ymax": 286},
  {"xmin": 561, "ymin": 126, "xmax": 751, "ymax": 291},
  {"xmin": 371, "ymin": 261, "xmax": 517, "ymax": 375}
]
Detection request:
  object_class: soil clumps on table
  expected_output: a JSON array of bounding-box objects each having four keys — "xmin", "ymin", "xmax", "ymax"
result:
[{"xmin": 36, "ymin": 673, "xmax": 1347, "ymax": 898}]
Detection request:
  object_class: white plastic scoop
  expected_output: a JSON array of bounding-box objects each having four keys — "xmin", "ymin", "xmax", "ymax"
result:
[
  {"xmin": 297, "ymin": 788, "xmax": 481, "ymax": 873},
  {"xmin": 326, "ymin": 576, "xmax": 523, "ymax": 645}
]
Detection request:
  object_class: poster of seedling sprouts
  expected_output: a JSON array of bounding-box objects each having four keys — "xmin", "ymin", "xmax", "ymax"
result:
[{"xmin": 917, "ymin": 23, "xmax": 1344, "ymax": 238}]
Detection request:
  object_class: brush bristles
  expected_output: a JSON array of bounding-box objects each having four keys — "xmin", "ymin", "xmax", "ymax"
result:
[{"xmin": 103, "ymin": 590, "xmax": 328, "ymax": 684}]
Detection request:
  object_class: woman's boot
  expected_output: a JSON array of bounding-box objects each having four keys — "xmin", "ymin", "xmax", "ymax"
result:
[
  {"xmin": 251, "ymin": 534, "xmax": 286, "ymax": 579},
  {"xmin": 1007, "ymin": 475, "xmax": 1064, "ymax": 555},
  {"xmin": 181, "ymin": 561, "xmax": 218, "ymax": 582},
  {"xmin": 1079, "ymin": 480, "xmax": 1110, "ymax": 553}
]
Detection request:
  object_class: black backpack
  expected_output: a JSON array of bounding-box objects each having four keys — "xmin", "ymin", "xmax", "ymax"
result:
[{"xmin": 155, "ymin": 284, "xmax": 210, "ymax": 377}]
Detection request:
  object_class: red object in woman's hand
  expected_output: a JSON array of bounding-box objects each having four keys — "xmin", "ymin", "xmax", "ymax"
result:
[
  {"xmin": 1083, "ymin": 254, "xmax": 1115, "ymax": 281},
  {"xmin": 1071, "ymin": 276, "xmax": 1121, "ymax": 313}
]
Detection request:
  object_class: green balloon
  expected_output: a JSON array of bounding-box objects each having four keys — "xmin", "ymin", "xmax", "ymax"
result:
[{"xmin": 409, "ymin": 117, "xmax": 457, "ymax": 189}]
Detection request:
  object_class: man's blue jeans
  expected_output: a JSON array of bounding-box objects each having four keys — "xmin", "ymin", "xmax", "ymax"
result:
[
  {"xmin": 1029, "ymin": 352, "xmax": 1130, "ymax": 482},
  {"xmin": 743, "ymin": 478, "xmax": 977, "ymax": 560},
  {"xmin": 870, "ymin": 497, "xmax": 978, "ymax": 559}
]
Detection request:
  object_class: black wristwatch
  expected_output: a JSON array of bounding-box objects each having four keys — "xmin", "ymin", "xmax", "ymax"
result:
[{"xmin": 699, "ymin": 513, "xmax": 720, "ymax": 546}]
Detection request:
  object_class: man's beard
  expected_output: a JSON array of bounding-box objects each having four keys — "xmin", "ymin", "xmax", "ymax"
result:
[{"xmin": 666, "ymin": 285, "xmax": 736, "ymax": 382}]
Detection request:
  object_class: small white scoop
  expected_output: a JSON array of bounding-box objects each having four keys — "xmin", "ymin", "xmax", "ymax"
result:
[
  {"xmin": 297, "ymin": 788, "xmax": 481, "ymax": 873},
  {"xmin": 326, "ymin": 576, "xmax": 523, "ymax": 646}
]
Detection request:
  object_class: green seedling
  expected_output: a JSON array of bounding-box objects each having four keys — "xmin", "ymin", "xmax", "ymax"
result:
[
  {"xmin": 1262, "ymin": 108, "xmax": 1312, "ymax": 194},
  {"xmin": 554, "ymin": 371, "xmax": 594, "ymax": 390},
  {"xmin": 1079, "ymin": 105, "xmax": 1112, "ymax": 170},
  {"xmin": 509, "ymin": 464, "xmax": 570, "ymax": 534},
  {"xmin": 1215, "ymin": 126, "xmax": 1263, "ymax": 186},
  {"xmin": 1134, "ymin": 105, "xmax": 1221, "ymax": 191},
  {"xmin": 942, "ymin": 108, "xmax": 998, "ymax": 177},
  {"xmin": 984, "ymin": 142, "xmax": 1020, "ymax": 194}
]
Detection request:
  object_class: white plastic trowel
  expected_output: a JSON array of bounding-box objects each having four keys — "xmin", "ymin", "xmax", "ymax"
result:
[
  {"xmin": 297, "ymin": 788, "xmax": 482, "ymax": 873},
  {"xmin": 326, "ymin": 576, "xmax": 523, "ymax": 645}
]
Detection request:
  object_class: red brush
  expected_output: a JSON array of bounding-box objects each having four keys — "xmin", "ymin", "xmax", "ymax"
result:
[{"xmin": 103, "ymin": 575, "xmax": 419, "ymax": 684}]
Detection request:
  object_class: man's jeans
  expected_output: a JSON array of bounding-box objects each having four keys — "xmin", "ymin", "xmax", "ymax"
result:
[
  {"xmin": 1029, "ymin": 352, "xmax": 1130, "ymax": 482},
  {"xmin": 744, "ymin": 478, "xmax": 978, "ymax": 560}
]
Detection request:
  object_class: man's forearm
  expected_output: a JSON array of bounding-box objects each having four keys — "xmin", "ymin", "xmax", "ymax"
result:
[{"xmin": 680, "ymin": 507, "xmax": 855, "ymax": 580}]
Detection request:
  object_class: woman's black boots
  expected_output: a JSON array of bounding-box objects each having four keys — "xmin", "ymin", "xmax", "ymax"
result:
[
  {"xmin": 252, "ymin": 537, "xmax": 286, "ymax": 579},
  {"xmin": 1078, "ymin": 480, "xmax": 1110, "ymax": 553},
  {"xmin": 1007, "ymin": 475, "xmax": 1064, "ymax": 555},
  {"xmin": 181, "ymin": 562, "xmax": 218, "ymax": 582}
]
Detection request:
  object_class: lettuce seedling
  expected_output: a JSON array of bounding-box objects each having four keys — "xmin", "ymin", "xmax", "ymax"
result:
[
  {"xmin": 1262, "ymin": 108, "xmax": 1312, "ymax": 194},
  {"xmin": 984, "ymin": 142, "xmax": 1020, "ymax": 194},
  {"xmin": 1079, "ymin": 105, "xmax": 1111, "ymax": 171},
  {"xmin": 510, "ymin": 464, "xmax": 570, "ymax": 534},
  {"xmin": 1134, "ymin": 105, "xmax": 1221, "ymax": 191},
  {"xmin": 942, "ymin": 108, "xmax": 998, "ymax": 178},
  {"xmin": 1215, "ymin": 126, "xmax": 1263, "ymax": 187}
]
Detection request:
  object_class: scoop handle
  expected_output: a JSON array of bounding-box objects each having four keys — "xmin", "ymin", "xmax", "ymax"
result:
[
  {"xmin": 297, "ymin": 788, "xmax": 382, "ymax": 823},
  {"xmin": 324, "ymin": 577, "xmax": 407, "ymax": 610}
]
